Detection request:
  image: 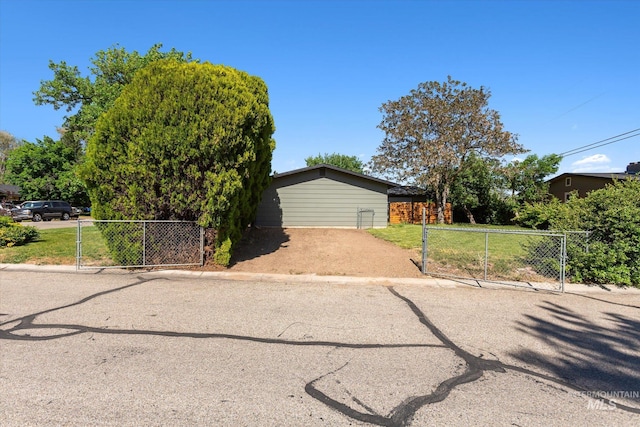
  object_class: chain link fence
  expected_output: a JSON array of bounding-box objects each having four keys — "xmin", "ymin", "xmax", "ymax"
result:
[
  {"xmin": 77, "ymin": 220, "xmax": 204, "ymax": 269},
  {"xmin": 421, "ymin": 225, "xmax": 568, "ymax": 291},
  {"xmin": 420, "ymin": 215, "xmax": 595, "ymax": 292},
  {"xmin": 564, "ymin": 230, "xmax": 592, "ymax": 253}
]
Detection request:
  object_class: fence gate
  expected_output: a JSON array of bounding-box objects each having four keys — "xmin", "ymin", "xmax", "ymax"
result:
[
  {"xmin": 421, "ymin": 210, "xmax": 568, "ymax": 292},
  {"xmin": 77, "ymin": 220, "xmax": 204, "ymax": 270},
  {"xmin": 357, "ymin": 208, "xmax": 375, "ymax": 229}
]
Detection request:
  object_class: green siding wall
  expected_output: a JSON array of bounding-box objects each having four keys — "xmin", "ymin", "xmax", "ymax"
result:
[{"xmin": 255, "ymin": 169, "xmax": 389, "ymax": 227}]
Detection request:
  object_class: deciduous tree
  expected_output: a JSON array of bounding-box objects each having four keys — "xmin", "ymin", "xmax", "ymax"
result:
[
  {"xmin": 0, "ymin": 131, "xmax": 22, "ymax": 184},
  {"xmin": 449, "ymin": 153, "xmax": 501, "ymax": 224},
  {"xmin": 305, "ymin": 152, "xmax": 364, "ymax": 173},
  {"xmin": 370, "ymin": 76, "xmax": 523, "ymax": 223},
  {"xmin": 33, "ymin": 43, "xmax": 195, "ymax": 149},
  {"xmin": 5, "ymin": 136, "xmax": 88, "ymax": 205},
  {"xmin": 501, "ymin": 153, "xmax": 561, "ymax": 204}
]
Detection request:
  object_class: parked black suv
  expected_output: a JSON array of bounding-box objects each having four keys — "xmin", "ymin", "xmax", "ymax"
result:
[{"xmin": 11, "ymin": 200, "xmax": 77, "ymax": 222}]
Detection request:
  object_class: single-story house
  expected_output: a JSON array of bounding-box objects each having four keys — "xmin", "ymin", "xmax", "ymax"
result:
[
  {"xmin": 255, "ymin": 164, "xmax": 399, "ymax": 228},
  {"xmin": 547, "ymin": 161, "xmax": 639, "ymax": 202}
]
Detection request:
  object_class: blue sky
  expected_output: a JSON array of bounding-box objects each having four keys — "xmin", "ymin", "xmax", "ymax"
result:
[{"xmin": 1, "ymin": 0, "xmax": 639, "ymax": 176}]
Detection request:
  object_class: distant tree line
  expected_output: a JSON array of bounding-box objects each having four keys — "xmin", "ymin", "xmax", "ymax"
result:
[{"xmin": 305, "ymin": 153, "xmax": 364, "ymax": 173}]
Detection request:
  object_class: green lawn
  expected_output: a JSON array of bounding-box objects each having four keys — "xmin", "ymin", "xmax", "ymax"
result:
[
  {"xmin": 3, "ymin": 223, "xmax": 554, "ymax": 282},
  {"xmin": 369, "ymin": 223, "xmax": 554, "ymax": 281},
  {"xmin": 368, "ymin": 223, "xmax": 528, "ymax": 250},
  {"xmin": 0, "ymin": 226, "xmax": 111, "ymax": 265}
]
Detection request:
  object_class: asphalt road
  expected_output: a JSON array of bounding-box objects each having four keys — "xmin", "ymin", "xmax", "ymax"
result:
[
  {"xmin": 1, "ymin": 266, "xmax": 639, "ymax": 426},
  {"xmin": 19, "ymin": 217, "xmax": 93, "ymax": 230}
]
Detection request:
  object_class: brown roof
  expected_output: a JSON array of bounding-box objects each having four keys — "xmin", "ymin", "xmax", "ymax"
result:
[{"xmin": 546, "ymin": 172, "xmax": 632, "ymax": 184}]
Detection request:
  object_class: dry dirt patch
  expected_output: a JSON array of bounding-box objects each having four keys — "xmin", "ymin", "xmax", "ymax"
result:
[{"xmin": 226, "ymin": 228, "xmax": 424, "ymax": 278}]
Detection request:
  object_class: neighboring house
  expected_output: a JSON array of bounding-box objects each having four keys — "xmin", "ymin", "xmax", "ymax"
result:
[
  {"xmin": 0, "ymin": 184, "xmax": 20, "ymax": 202},
  {"xmin": 255, "ymin": 164, "xmax": 399, "ymax": 228},
  {"xmin": 547, "ymin": 162, "xmax": 639, "ymax": 202}
]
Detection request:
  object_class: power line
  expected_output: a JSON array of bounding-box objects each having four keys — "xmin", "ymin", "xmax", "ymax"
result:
[
  {"xmin": 561, "ymin": 132, "xmax": 640, "ymax": 157},
  {"xmin": 559, "ymin": 128, "xmax": 640, "ymax": 157}
]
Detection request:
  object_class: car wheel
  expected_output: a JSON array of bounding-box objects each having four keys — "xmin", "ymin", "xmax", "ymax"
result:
[
  {"xmin": 62, "ymin": 212, "xmax": 70, "ymax": 220},
  {"xmin": 33, "ymin": 213, "xmax": 42, "ymax": 222}
]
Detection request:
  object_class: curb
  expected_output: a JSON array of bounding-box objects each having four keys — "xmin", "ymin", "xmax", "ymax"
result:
[
  {"xmin": 0, "ymin": 263, "xmax": 460, "ymax": 288},
  {"xmin": 2, "ymin": 263, "xmax": 638, "ymax": 295}
]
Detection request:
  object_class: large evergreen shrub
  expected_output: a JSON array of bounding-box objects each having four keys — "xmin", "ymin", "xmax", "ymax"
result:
[{"xmin": 81, "ymin": 60, "xmax": 275, "ymax": 265}]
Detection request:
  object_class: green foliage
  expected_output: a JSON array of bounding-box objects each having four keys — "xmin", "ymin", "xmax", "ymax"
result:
[
  {"xmin": 0, "ymin": 130, "xmax": 23, "ymax": 184},
  {"xmin": 489, "ymin": 197, "xmax": 521, "ymax": 225},
  {"xmin": 450, "ymin": 153, "xmax": 500, "ymax": 224},
  {"xmin": 15, "ymin": 44, "xmax": 193, "ymax": 206},
  {"xmin": 501, "ymin": 154, "xmax": 562, "ymax": 204},
  {"xmin": 517, "ymin": 197, "xmax": 573, "ymax": 229},
  {"xmin": 95, "ymin": 222, "xmax": 143, "ymax": 266},
  {"xmin": 569, "ymin": 241, "xmax": 637, "ymax": 286},
  {"xmin": 82, "ymin": 60, "xmax": 275, "ymax": 266},
  {"xmin": 5, "ymin": 136, "xmax": 89, "ymax": 205},
  {"xmin": 305, "ymin": 153, "xmax": 364, "ymax": 173},
  {"xmin": 522, "ymin": 179, "xmax": 640, "ymax": 287},
  {"xmin": 370, "ymin": 76, "xmax": 523, "ymax": 223},
  {"xmin": 33, "ymin": 43, "xmax": 195, "ymax": 148},
  {"xmin": 0, "ymin": 217, "xmax": 39, "ymax": 247},
  {"xmin": 449, "ymin": 153, "xmax": 562, "ymax": 225},
  {"xmin": 213, "ymin": 236, "xmax": 233, "ymax": 266}
]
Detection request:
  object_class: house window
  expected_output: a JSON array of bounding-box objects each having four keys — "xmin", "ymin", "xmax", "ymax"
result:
[
  {"xmin": 564, "ymin": 192, "xmax": 572, "ymax": 202},
  {"xmin": 565, "ymin": 177, "xmax": 572, "ymax": 187}
]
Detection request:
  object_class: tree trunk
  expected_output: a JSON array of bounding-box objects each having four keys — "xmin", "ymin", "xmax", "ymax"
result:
[
  {"xmin": 463, "ymin": 205, "xmax": 476, "ymax": 224},
  {"xmin": 436, "ymin": 185, "xmax": 449, "ymax": 224}
]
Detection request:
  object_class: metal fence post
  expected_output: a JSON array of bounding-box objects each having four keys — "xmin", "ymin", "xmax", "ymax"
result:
[
  {"xmin": 76, "ymin": 220, "xmax": 203, "ymax": 270},
  {"xmin": 560, "ymin": 234, "xmax": 566, "ymax": 292},
  {"xmin": 414, "ymin": 226, "xmax": 571, "ymax": 292},
  {"xmin": 200, "ymin": 226, "xmax": 205, "ymax": 266},
  {"xmin": 76, "ymin": 220, "xmax": 81, "ymax": 271},
  {"xmin": 484, "ymin": 231, "xmax": 489, "ymax": 281},
  {"xmin": 422, "ymin": 207, "xmax": 427, "ymax": 274}
]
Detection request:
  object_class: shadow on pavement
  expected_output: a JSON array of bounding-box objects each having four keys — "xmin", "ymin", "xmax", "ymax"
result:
[{"xmin": 510, "ymin": 300, "xmax": 640, "ymax": 402}]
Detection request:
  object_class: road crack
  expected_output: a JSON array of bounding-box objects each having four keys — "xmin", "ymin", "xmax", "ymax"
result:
[{"xmin": 304, "ymin": 286, "xmax": 639, "ymax": 426}]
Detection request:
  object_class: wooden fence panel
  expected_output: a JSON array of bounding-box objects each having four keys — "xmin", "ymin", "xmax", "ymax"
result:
[{"xmin": 389, "ymin": 202, "xmax": 452, "ymax": 224}]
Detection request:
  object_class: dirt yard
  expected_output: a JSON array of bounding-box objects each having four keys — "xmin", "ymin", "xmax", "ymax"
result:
[{"xmin": 225, "ymin": 227, "xmax": 425, "ymax": 278}]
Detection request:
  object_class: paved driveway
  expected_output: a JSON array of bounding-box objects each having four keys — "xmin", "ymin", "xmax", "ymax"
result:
[{"xmin": 1, "ymin": 266, "xmax": 639, "ymax": 426}]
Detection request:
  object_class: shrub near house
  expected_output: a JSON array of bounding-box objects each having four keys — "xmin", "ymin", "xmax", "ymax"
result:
[
  {"xmin": 520, "ymin": 179, "xmax": 640, "ymax": 287},
  {"xmin": 0, "ymin": 216, "xmax": 39, "ymax": 247},
  {"xmin": 81, "ymin": 60, "xmax": 275, "ymax": 266}
]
